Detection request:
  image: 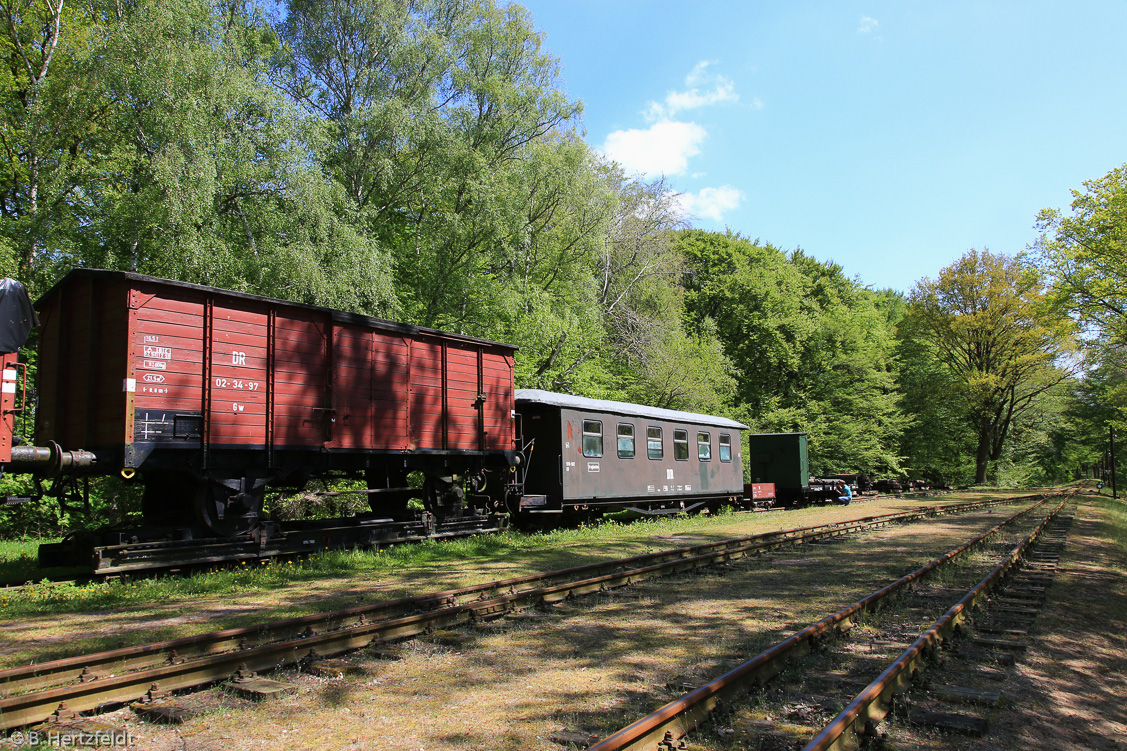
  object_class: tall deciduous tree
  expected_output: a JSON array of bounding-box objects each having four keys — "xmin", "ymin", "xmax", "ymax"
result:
[
  {"xmin": 894, "ymin": 328, "xmax": 977, "ymax": 485},
  {"xmin": 273, "ymin": 0, "xmax": 585, "ymax": 329},
  {"xmin": 905, "ymin": 249, "xmax": 1077, "ymax": 483},
  {"xmin": 1031, "ymin": 164, "xmax": 1127, "ymax": 443},
  {"xmin": 1032, "ymin": 163, "xmax": 1127, "ymax": 348},
  {"xmin": 678, "ymin": 230, "xmax": 905, "ymax": 476},
  {"xmin": 0, "ymin": 0, "xmax": 106, "ymax": 285},
  {"xmin": 15, "ymin": 0, "xmax": 396, "ymax": 313}
]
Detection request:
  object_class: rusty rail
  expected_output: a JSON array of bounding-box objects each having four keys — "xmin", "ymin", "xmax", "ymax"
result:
[
  {"xmin": 585, "ymin": 496, "xmax": 1053, "ymax": 751},
  {"xmin": 801, "ymin": 496, "xmax": 1069, "ymax": 751},
  {"xmin": 0, "ymin": 493, "xmax": 1042, "ymax": 731}
]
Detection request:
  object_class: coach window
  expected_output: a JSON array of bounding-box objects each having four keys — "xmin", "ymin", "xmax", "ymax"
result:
[
  {"xmin": 647, "ymin": 426, "xmax": 664, "ymax": 459},
  {"xmin": 698, "ymin": 432, "xmax": 712, "ymax": 461},
  {"xmin": 617, "ymin": 423, "xmax": 635, "ymax": 459},
  {"xmin": 582, "ymin": 420, "xmax": 603, "ymax": 457},
  {"xmin": 719, "ymin": 433, "xmax": 732, "ymax": 462},
  {"xmin": 674, "ymin": 429, "xmax": 689, "ymax": 460}
]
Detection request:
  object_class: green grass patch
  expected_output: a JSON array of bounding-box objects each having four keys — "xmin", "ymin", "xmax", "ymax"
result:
[
  {"xmin": 0, "ymin": 537, "xmax": 41, "ymax": 563},
  {"xmin": 1098, "ymin": 495, "xmax": 1127, "ymax": 557},
  {"xmin": 0, "ymin": 509, "xmax": 760, "ymax": 619},
  {"xmin": 0, "ymin": 537, "xmax": 88, "ymax": 583},
  {"xmin": 0, "ymin": 491, "xmax": 1044, "ymax": 622}
]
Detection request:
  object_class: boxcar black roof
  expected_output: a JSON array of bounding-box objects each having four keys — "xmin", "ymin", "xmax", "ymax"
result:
[
  {"xmin": 36, "ymin": 268, "xmax": 517, "ymax": 351},
  {"xmin": 516, "ymin": 389, "xmax": 749, "ymax": 430}
]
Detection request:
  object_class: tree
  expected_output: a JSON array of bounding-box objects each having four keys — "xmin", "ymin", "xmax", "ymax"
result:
[
  {"xmin": 678, "ymin": 230, "xmax": 905, "ymax": 476},
  {"xmin": 894, "ymin": 327, "xmax": 977, "ymax": 485},
  {"xmin": 679, "ymin": 230, "xmax": 810, "ymax": 413},
  {"xmin": 503, "ymin": 165, "xmax": 735, "ymax": 411},
  {"xmin": 273, "ymin": 0, "xmax": 585, "ymax": 329},
  {"xmin": 904, "ymin": 249, "xmax": 1077, "ymax": 483},
  {"xmin": 19, "ymin": 0, "xmax": 398, "ymax": 313},
  {"xmin": 1032, "ymin": 164, "xmax": 1127, "ymax": 349},
  {"xmin": 1031, "ymin": 163, "xmax": 1127, "ymax": 443},
  {"xmin": 0, "ymin": 0, "xmax": 108, "ymax": 287}
]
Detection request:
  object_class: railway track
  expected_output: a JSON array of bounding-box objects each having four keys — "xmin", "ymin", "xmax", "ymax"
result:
[
  {"xmin": 0, "ymin": 493, "xmax": 1044, "ymax": 733},
  {"xmin": 0, "ymin": 488, "xmax": 955, "ymax": 590},
  {"xmin": 0, "ymin": 511, "xmax": 508, "ymax": 590},
  {"xmin": 585, "ymin": 494, "xmax": 1071, "ymax": 751},
  {"xmin": 806, "ymin": 502, "xmax": 1075, "ymax": 750}
]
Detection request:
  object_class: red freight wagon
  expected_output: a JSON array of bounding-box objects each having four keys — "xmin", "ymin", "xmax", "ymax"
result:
[{"xmin": 34, "ymin": 269, "xmax": 520, "ymax": 535}]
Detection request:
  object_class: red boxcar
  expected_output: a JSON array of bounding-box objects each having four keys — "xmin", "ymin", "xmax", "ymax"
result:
[{"xmin": 34, "ymin": 269, "xmax": 519, "ymax": 534}]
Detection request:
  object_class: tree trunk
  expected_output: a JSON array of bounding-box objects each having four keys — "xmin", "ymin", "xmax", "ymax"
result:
[{"xmin": 975, "ymin": 424, "xmax": 991, "ymax": 483}]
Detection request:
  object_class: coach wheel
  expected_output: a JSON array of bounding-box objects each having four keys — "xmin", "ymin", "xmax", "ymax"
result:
[{"xmin": 193, "ymin": 475, "xmax": 265, "ymax": 537}]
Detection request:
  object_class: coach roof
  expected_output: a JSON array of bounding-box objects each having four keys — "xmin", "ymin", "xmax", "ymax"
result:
[{"xmin": 516, "ymin": 389, "xmax": 749, "ymax": 430}]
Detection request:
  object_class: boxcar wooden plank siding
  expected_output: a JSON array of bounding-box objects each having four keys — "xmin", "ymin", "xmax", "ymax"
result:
[
  {"xmin": 33, "ymin": 270, "xmax": 519, "ymax": 478},
  {"xmin": 44, "ymin": 276, "xmax": 133, "ymax": 450},
  {"xmin": 132, "ymin": 292, "xmax": 205, "ymax": 433},
  {"xmin": 329, "ymin": 325, "xmax": 374, "ymax": 450}
]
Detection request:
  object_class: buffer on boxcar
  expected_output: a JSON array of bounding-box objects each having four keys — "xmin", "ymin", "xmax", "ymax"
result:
[{"xmin": 0, "ymin": 278, "xmax": 97, "ymax": 488}]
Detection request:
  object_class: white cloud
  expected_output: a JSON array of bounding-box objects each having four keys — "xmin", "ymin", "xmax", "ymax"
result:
[
  {"xmin": 645, "ymin": 61, "xmax": 739, "ymax": 121},
  {"xmin": 858, "ymin": 16, "xmax": 879, "ymax": 34},
  {"xmin": 602, "ymin": 121, "xmax": 707, "ymax": 178},
  {"xmin": 674, "ymin": 186, "xmax": 745, "ymax": 223}
]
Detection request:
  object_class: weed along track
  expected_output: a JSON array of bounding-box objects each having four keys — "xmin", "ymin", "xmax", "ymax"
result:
[
  {"xmin": 0, "ymin": 496, "xmax": 1049, "ymax": 738},
  {"xmin": 0, "ymin": 485, "xmax": 951, "ymax": 591},
  {"xmin": 588, "ymin": 496, "xmax": 1072, "ymax": 751},
  {"xmin": 871, "ymin": 503, "xmax": 1079, "ymax": 749}
]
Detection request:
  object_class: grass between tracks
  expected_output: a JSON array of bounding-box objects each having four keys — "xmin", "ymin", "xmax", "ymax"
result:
[
  {"xmin": 0, "ymin": 508, "xmax": 769, "ymax": 619},
  {"xmin": 1103, "ymin": 492, "xmax": 1127, "ymax": 555},
  {"xmin": 0, "ymin": 488, "xmax": 1044, "ymax": 623}
]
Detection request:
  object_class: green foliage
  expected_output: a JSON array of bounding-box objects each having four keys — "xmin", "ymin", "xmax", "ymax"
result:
[
  {"xmin": 1033, "ymin": 163, "xmax": 1127, "ymax": 351},
  {"xmin": 1032, "ymin": 164, "xmax": 1127, "ymax": 475},
  {"xmin": 0, "ymin": 0, "xmax": 396, "ymax": 311},
  {"xmin": 275, "ymin": 0, "xmax": 588, "ymax": 329},
  {"xmin": 679, "ymin": 230, "xmax": 906, "ymax": 475},
  {"xmin": 903, "ymin": 249, "xmax": 1079, "ymax": 483},
  {"xmin": 894, "ymin": 331, "xmax": 977, "ymax": 485},
  {"xmin": 0, "ymin": 475, "xmax": 144, "ymax": 539},
  {"xmin": 0, "ymin": 0, "xmax": 106, "ymax": 289}
]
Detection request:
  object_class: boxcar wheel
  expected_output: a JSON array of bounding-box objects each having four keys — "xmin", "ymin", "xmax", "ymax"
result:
[
  {"xmin": 193, "ymin": 475, "xmax": 265, "ymax": 537},
  {"xmin": 142, "ymin": 472, "xmax": 196, "ymax": 529},
  {"xmin": 422, "ymin": 474, "xmax": 464, "ymax": 521},
  {"xmin": 364, "ymin": 466, "xmax": 413, "ymax": 518}
]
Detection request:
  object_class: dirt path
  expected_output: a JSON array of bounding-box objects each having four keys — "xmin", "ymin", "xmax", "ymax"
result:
[{"xmin": 958, "ymin": 496, "xmax": 1127, "ymax": 751}]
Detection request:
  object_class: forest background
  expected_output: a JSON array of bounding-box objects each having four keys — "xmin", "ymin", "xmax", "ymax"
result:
[{"xmin": 1, "ymin": 0, "xmax": 1124, "ymax": 536}]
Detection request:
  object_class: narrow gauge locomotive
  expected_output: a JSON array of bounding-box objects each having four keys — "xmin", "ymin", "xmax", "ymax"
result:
[{"xmin": 0, "ymin": 270, "xmax": 758, "ymax": 560}]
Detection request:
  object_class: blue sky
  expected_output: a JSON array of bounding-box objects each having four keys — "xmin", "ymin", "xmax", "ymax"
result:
[{"xmin": 510, "ymin": 1, "xmax": 1127, "ymax": 293}]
